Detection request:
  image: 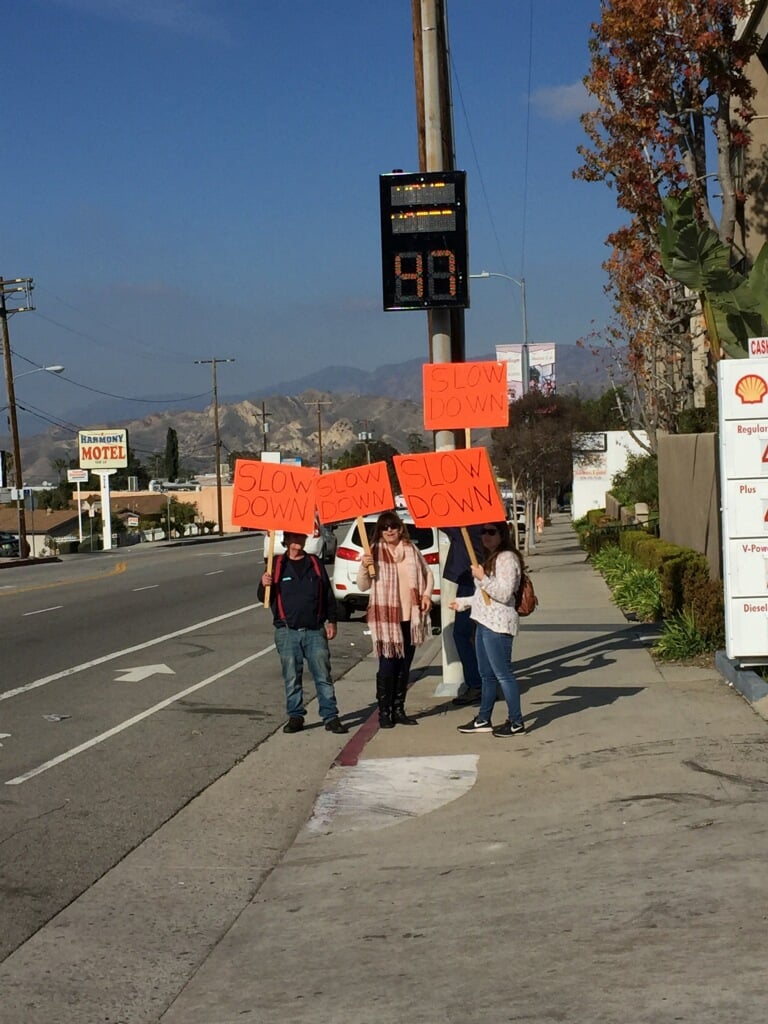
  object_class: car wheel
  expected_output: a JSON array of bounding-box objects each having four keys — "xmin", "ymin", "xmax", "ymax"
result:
[{"xmin": 336, "ymin": 601, "xmax": 351, "ymax": 622}]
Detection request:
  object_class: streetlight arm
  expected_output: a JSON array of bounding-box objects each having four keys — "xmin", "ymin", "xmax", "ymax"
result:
[
  {"xmin": 15, "ymin": 364, "xmax": 65, "ymax": 379},
  {"xmin": 470, "ymin": 270, "xmax": 530, "ymax": 393},
  {"xmin": 470, "ymin": 270, "xmax": 523, "ymax": 288}
]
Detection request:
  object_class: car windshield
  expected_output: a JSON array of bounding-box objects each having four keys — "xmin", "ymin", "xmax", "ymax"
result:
[{"xmin": 351, "ymin": 522, "xmax": 434, "ymax": 550}]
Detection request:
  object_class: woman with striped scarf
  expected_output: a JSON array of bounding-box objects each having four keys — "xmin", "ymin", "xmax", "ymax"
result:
[{"xmin": 357, "ymin": 511, "xmax": 433, "ymax": 728}]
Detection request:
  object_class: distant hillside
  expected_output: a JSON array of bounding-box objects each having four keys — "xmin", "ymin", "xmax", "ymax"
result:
[
  {"xmin": 22, "ymin": 346, "xmax": 616, "ymax": 484},
  {"xmin": 59, "ymin": 344, "xmax": 613, "ymax": 424}
]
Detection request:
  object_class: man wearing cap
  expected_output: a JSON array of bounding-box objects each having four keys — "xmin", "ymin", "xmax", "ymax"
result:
[{"xmin": 259, "ymin": 531, "xmax": 348, "ymax": 735}]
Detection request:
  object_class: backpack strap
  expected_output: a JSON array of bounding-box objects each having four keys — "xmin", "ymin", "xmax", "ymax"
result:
[
  {"xmin": 274, "ymin": 553, "xmax": 286, "ymax": 620},
  {"xmin": 308, "ymin": 554, "xmax": 324, "ymax": 620},
  {"xmin": 274, "ymin": 552, "xmax": 325, "ymax": 624}
]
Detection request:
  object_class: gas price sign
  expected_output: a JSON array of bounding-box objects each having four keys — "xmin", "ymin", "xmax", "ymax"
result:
[{"xmin": 379, "ymin": 170, "xmax": 469, "ymax": 311}]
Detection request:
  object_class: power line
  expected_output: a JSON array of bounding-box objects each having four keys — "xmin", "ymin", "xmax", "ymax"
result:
[
  {"xmin": 34, "ymin": 287, "xmax": 197, "ymax": 363},
  {"xmin": 12, "ymin": 349, "xmax": 210, "ymax": 405}
]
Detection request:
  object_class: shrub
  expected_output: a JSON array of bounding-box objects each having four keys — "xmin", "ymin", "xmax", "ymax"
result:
[
  {"xmin": 612, "ymin": 568, "xmax": 662, "ymax": 621},
  {"xmin": 652, "ymin": 610, "xmax": 709, "ymax": 660},
  {"xmin": 591, "ymin": 545, "xmax": 635, "ymax": 587}
]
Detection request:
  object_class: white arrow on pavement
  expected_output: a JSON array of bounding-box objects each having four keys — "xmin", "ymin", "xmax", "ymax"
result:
[
  {"xmin": 0, "ymin": 733, "xmax": 10, "ymax": 746},
  {"xmin": 114, "ymin": 665, "xmax": 176, "ymax": 683}
]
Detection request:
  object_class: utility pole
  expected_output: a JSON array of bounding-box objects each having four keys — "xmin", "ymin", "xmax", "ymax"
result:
[
  {"xmin": 194, "ymin": 358, "xmax": 235, "ymax": 536},
  {"xmin": 412, "ymin": 0, "xmax": 465, "ymax": 452},
  {"xmin": 260, "ymin": 401, "xmax": 271, "ymax": 452},
  {"xmin": 358, "ymin": 420, "xmax": 374, "ymax": 464},
  {"xmin": 411, "ymin": 2, "xmax": 468, "ymax": 694},
  {"xmin": 305, "ymin": 399, "xmax": 331, "ymax": 472},
  {"xmin": 0, "ymin": 277, "xmax": 35, "ymax": 558}
]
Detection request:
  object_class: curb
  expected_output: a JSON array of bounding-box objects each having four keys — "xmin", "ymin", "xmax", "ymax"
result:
[
  {"xmin": 715, "ymin": 649, "xmax": 768, "ymax": 720},
  {"xmin": 0, "ymin": 556, "xmax": 61, "ymax": 570}
]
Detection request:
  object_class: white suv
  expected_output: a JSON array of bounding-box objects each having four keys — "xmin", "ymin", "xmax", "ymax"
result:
[{"xmin": 331, "ymin": 513, "xmax": 441, "ymax": 622}]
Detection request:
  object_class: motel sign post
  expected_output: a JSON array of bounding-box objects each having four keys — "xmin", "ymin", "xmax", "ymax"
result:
[{"xmin": 77, "ymin": 429, "xmax": 128, "ymax": 551}]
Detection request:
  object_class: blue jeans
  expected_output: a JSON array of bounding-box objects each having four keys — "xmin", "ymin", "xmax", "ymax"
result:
[
  {"xmin": 475, "ymin": 623, "xmax": 523, "ymax": 726},
  {"xmin": 274, "ymin": 627, "xmax": 339, "ymax": 722},
  {"xmin": 454, "ymin": 582, "xmax": 481, "ymax": 688}
]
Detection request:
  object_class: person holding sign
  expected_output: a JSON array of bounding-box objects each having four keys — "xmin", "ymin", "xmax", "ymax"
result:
[
  {"xmin": 450, "ymin": 520, "xmax": 526, "ymax": 737},
  {"xmin": 258, "ymin": 531, "xmax": 348, "ymax": 736},
  {"xmin": 357, "ymin": 512, "xmax": 433, "ymax": 729},
  {"xmin": 442, "ymin": 524, "xmax": 484, "ymax": 706}
]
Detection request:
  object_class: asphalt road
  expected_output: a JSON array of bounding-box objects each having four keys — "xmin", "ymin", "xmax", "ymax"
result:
[{"xmin": 0, "ymin": 535, "xmax": 370, "ymax": 961}]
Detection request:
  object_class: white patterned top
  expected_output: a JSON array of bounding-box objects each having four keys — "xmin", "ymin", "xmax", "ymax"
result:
[{"xmin": 453, "ymin": 549, "xmax": 521, "ymax": 636}]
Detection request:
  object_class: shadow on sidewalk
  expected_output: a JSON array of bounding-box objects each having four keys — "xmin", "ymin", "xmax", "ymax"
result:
[
  {"xmin": 524, "ymin": 683, "xmax": 645, "ymax": 732},
  {"xmin": 408, "ymin": 626, "xmax": 652, "ymax": 732},
  {"xmin": 516, "ymin": 624, "xmax": 650, "ymax": 688}
]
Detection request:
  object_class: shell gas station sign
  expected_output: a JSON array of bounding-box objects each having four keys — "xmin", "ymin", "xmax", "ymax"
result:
[
  {"xmin": 78, "ymin": 429, "xmax": 128, "ymax": 469},
  {"xmin": 718, "ymin": 344, "xmax": 768, "ymax": 663}
]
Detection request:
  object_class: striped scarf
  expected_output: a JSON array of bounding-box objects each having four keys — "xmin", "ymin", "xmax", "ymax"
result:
[{"xmin": 367, "ymin": 540, "xmax": 431, "ymax": 659}]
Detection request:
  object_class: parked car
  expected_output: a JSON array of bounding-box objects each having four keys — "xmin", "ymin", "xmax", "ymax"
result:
[
  {"xmin": 0, "ymin": 531, "xmax": 20, "ymax": 558},
  {"xmin": 332, "ymin": 513, "xmax": 441, "ymax": 622},
  {"xmin": 262, "ymin": 515, "xmax": 338, "ymax": 563}
]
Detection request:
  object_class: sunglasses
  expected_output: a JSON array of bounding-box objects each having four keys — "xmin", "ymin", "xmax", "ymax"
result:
[
  {"xmin": 480, "ymin": 527, "xmax": 499, "ymax": 536},
  {"xmin": 382, "ymin": 523, "xmax": 401, "ymax": 531}
]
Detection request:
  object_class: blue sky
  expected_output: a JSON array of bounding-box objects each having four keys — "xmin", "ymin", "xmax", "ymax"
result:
[{"xmin": 4, "ymin": 0, "xmax": 618, "ymax": 434}]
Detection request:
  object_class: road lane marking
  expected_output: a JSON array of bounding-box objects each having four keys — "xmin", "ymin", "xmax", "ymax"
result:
[
  {"xmin": 114, "ymin": 664, "xmax": 175, "ymax": 682},
  {"xmin": 132, "ymin": 585, "xmax": 159, "ymax": 592},
  {"xmin": 0, "ymin": 603, "xmax": 262, "ymax": 702},
  {"xmin": 0, "ymin": 561, "xmax": 128, "ymax": 596},
  {"xmin": 23, "ymin": 605, "xmax": 64, "ymax": 616},
  {"xmin": 205, "ymin": 570, "xmax": 224, "ymax": 576},
  {"xmin": 5, "ymin": 646, "xmax": 275, "ymax": 785}
]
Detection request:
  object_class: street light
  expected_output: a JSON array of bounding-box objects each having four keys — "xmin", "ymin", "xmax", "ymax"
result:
[
  {"xmin": 470, "ymin": 270, "xmax": 530, "ymax": 396},
  {"xmin": 17, "ymin": 364, "xmax": 65, "ymax": 379},
  {"xmin": 471, "ymin": 270, "xmax": 537, "ymax": 554}
]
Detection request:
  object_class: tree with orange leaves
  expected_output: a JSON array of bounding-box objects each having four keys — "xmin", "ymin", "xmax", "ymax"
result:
[{"xmin": 576, "ymin": 0, "xmax": 758, "ymax": 449}]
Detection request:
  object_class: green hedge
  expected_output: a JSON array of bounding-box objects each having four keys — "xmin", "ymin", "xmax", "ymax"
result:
[{"xmin": 576, "ymin": 518, "xmax": 724, "ymax": 646}]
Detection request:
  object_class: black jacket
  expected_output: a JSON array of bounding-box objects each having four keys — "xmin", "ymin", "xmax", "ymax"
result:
[
  {"xmin": 258, "ymin": 553, "xmax": 337, "ymax": 630},
  {"xmin": 442, "ymin": 525, "xmax": 484, "ymax": 590}
]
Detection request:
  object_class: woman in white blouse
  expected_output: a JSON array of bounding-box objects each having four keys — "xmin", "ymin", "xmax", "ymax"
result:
[{"xmin": 450, "ymin": 520, "xmax": 525, "ymax": 737}]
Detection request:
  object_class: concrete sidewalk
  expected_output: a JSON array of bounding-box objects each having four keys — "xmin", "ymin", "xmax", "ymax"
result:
[
  {"xmin": 4, "ymin": 516, "xmax": 768, "ymax": 1024},
  {"xmin": 158, "ymin": 516, "xmax": 768, "ymax": 1024}
]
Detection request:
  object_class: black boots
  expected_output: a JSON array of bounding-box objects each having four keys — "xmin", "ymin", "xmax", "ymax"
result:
[
  {"xmin": 376, "ymin": 673, "xmax": 395, "ymax": 729},
  {"xmin": 377, "ymin": 670, "xmax": 419, "ymax": 727},
  {"xmin": 392, "ymin": 670, "xmax": 418, "ymax": 725}
]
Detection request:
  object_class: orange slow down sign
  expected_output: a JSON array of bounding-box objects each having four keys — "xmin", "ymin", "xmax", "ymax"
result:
[
  {"xmin": 422, "ymin": 361, "xmax": 509, "ymax": 430},
  {"xmin": 230, "ymin": 459, "xmax": 318, "ymax": 533}
]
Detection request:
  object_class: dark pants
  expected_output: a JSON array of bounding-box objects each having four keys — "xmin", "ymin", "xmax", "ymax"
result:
[
  {"xmin": 378, "ymin": 621, "xmax": 415, "ymax": 681},
  {"xmin": 454, "ymin": 581, "xmax": 481, "ymax": 688}
]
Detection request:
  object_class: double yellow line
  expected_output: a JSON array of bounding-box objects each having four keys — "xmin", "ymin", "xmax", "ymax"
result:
[{"xmin": 0, "ymin": 560, "xmax": 127, "ymax": 596}]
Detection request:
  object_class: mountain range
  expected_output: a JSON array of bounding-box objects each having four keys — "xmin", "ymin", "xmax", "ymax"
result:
[{"xmin": 19, "ymin": 346, "xmax": 614, "ymax": 484}]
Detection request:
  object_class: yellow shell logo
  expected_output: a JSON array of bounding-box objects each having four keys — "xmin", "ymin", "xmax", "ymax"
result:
[{"xmin": 735, "ymin": 373, "xmax": 768, "ymax": 404}]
